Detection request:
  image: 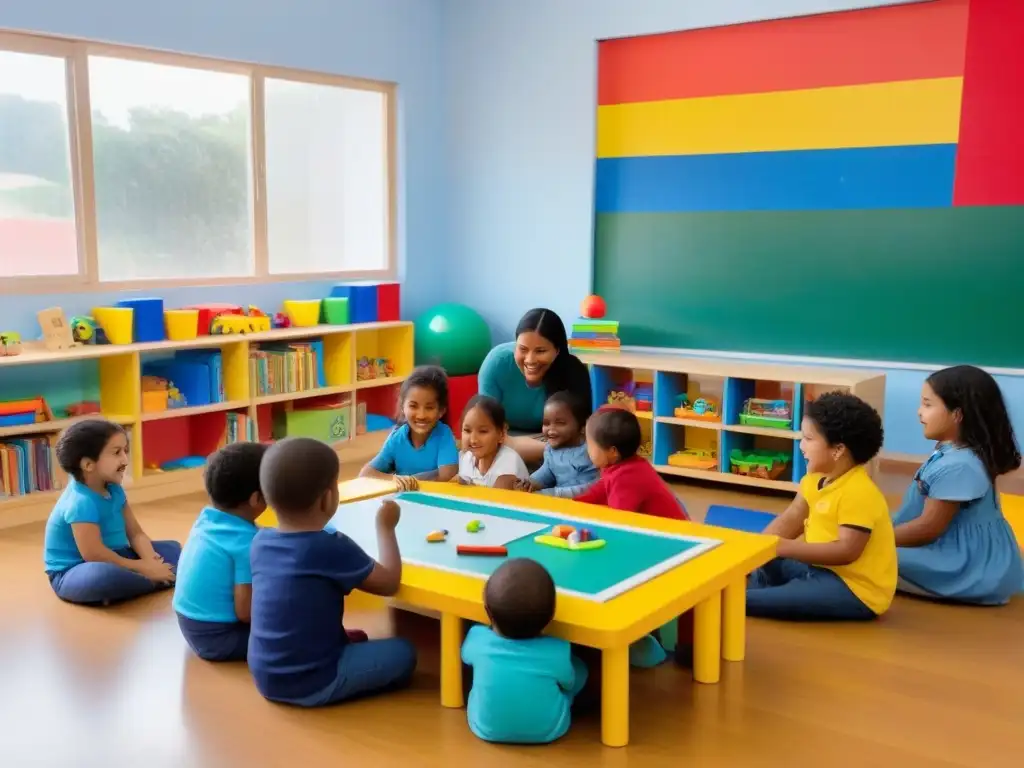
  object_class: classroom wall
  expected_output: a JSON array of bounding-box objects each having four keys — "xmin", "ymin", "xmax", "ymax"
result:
[
  {"xmin": 0, "ymin": 0, "xmax": 448, "ymax": 337},
  {"xmin": 441, "ymin": 0, "xmax": 1024, "ymax": 457}
]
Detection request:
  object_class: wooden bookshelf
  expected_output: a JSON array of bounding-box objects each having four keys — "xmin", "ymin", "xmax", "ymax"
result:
[
  {"xmin": 0, "ymin": 321, "xmax": 412, "ymax": 527},
  {"xmin": 578, "ymin": 351, "xmax": 886, "ymax": 494}
]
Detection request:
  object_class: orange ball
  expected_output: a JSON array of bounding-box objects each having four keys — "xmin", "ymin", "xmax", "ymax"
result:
[{"xmin": 581, "ymin": 295, "xmax": 606, "ymax": 319}]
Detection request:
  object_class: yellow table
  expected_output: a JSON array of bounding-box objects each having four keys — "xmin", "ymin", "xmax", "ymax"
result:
[{"xmin": 300, "ymin": 479, "xmax": 777, "ymax": 747}]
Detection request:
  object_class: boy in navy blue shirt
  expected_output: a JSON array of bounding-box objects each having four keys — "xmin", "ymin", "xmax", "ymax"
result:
[
  {"xmin": 461, "ymin": 558, "xmax": 588, "ymax": 743},
  {"xmin": 174, "ymin": 442, "xmax": 268, "ymax": 662},
  {"xmin": 249, "ymin": 437, "xmax": 416, "ymax": 706}
]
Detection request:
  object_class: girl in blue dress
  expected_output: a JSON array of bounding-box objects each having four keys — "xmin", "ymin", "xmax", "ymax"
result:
[{"xmin": 893, "ymin": 365, "xmax": 1022, "ymax": 605}]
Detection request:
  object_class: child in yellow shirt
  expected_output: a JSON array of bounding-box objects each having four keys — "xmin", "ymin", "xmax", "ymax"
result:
[{"xmin": 749, "ymin": 392, "xmax": 896, "ymax": 620}]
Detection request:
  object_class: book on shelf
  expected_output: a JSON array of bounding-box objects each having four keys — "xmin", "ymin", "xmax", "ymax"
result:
[
  {"xmin": 249, "ymin": 341, "xmax": 325, "ymax": 397},
  {"xmin": 1, "ymin": 435, "xmax": 66, "ymax": 498},
  {"xmin": 226, "ymin": 412, "xmax": 256, "ymax": 444}
]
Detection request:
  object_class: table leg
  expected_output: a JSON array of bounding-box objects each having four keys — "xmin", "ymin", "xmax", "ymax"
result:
[
  {"xmin": 722, "ymin": 577, "xmax": 746, "ymax": 662},
  {"xmin": 693, "ymin": 590, "xmax": 722, "ymax": 684},
  {"xmin": 601, "ymin": 645, "xmax": 630, "ymax": 747},
  {"xmin": 439, "ymin": 612, "xmax": 463, "ymax": 708}
]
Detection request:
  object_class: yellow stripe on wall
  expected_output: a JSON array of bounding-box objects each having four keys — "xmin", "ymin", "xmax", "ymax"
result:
[{"xmin": 596, "ymin": 77, "xmax": 963, "ymax": 158}]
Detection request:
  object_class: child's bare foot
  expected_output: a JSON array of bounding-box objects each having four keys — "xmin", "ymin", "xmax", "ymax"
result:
[{"xmin": 345, "ymin": 629, "xmax": 369, "ymax": 643}]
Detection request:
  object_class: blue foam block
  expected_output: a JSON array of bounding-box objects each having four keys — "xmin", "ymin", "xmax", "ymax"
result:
[
  {"xmin": 116, "ymin": 297, "xmax": 165, "ymax": 342},
  {"xmin": 704, "ymin": 505, "xmax": 775, "ymax": 534},
  {"xmin": 330, "ymin": 283, "xmax": 378, "ymax": 324}
]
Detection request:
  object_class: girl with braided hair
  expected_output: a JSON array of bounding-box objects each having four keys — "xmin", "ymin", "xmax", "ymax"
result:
[{"xmin": 894, "ymin": 365, "xmax": 1022, "ymax": 605}]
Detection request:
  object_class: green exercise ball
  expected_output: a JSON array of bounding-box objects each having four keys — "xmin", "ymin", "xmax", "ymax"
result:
[{"xmin": 414, "ymin": 303, "xmax": 492, "ymax": 376}]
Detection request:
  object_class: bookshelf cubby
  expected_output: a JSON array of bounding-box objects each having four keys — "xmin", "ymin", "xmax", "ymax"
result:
[
  {"xmin": 0, "ymin": 321, "xmax": 412, "ymax": 525},
  {"xmin": 579, "ymin": 351, "xmax": 886, "ymax": 493}
]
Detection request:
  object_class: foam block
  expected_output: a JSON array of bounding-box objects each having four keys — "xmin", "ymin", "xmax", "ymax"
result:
[
  {"xmin": 376, "ymin": 282, "xmax": 400, "ymax": 321},
  {"xmin": 704, "ymin": 505, "xmax": 775, "ymax": 533},
  {"xmin": 116, "ymin": 297, "xmax": 165, "ymax": 342},
  {"xmin": 330, "ymin": 283, "xmax": 378, "ymax": 324},
  {"xmin": 184, "ymin": 304, "xmax": 243, "ymax": 336},
  {"xmin": 321, "ymin": 297, "xmax": 350, "ymax": 325}
]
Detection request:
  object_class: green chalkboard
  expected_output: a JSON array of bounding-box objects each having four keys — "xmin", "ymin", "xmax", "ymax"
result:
[{"xmin": 593, "ymin": 207, "xmax": 1023, "ymax": 367}]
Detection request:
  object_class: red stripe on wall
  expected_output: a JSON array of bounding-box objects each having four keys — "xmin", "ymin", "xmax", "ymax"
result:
[
  {"xmin": 597, "ymin": 0, "xmax": 970, "ymax": 105},
  {"xmin": 952, "ymin": 0, "xmax": 1024, "ymax": 206}
]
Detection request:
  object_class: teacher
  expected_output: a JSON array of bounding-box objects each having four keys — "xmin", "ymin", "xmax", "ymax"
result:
[{"xmin": 478, "ymin": 308, "xmax": 593, "ymax": 465}]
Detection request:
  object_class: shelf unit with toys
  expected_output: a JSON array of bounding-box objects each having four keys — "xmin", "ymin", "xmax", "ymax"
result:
[
  {"xmin": 583, "ymin": 351, "xmax": 885, "ymax": 493},
  {"xmin": 0, "ymin": 320, "xmax": 412, "ymax": 528}
]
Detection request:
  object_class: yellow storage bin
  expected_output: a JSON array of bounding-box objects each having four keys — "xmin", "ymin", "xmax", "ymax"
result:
[
  {"xmin": 164, "ymin": 309, "xmax": 199, "ymax": 341},
  {"xmin": 92, "ymin": 307, "xmax": 134, "ymax": 345},
  {"xmin": 283, "ymin": 299, "xmax": 322, "ymax": 328},
  {"xmin": 142, "ymin": 389, "xmax": 168, "ymax": 413}
]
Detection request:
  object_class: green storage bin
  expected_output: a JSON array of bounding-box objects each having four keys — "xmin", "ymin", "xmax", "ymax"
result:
[
  {"xmin": 321, "ymin": 297, "xmax": 350, "ymax": 325},
  {"xmin": 274, "ymin": 402, "xmax": 350, "ymax": 444}
]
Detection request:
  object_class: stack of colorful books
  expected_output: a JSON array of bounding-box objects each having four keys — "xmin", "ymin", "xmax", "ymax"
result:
[{"xmin": 568, "ymin": 318, "xmax": 620, "ymax": 354}]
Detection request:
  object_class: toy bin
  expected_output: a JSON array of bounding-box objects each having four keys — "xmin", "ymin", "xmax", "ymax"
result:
[
  {"xmin": 738, "ymin": 398, "xmax": 793, "ymax": 430},
  {"xmin": 142, "ymin": 390, "xmax": 169, "ymax": 413},
  {"xmin": 274, "ymin": 400, "xmax": 350, "ymax": 444},
  {"xmin": 164, "ymin": 310, "xmax": 200, "ymax": 341},
  {"xmin": 729, "ymin": 449, "xmax": 791, "ymax": 480},
  {"xmin": 283, "ymin": 300, "xmax": 322, "ymax": 328},
  {"xmin": 91, "ymin": 307, "xmax": 134, "ymax": 345}
]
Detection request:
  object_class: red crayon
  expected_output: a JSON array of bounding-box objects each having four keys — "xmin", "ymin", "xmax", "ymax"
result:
[{"xmin": 456, "ymin": 545, "xmax": 508, "ymax": 557}]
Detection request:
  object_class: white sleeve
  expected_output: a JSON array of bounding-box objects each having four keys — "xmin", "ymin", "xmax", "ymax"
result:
[
  {"xmin": 493, "ymin": 445, "xmax": 530, "ymax": 481},
  {"xmin": 458, "ymin": 451, "xmax": 476, "ymax": 483}
]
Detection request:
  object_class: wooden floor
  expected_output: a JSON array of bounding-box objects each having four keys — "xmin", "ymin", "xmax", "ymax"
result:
[{"xmin": 1, "ymin": 466, "xmax": 1021, "ymax": 767}]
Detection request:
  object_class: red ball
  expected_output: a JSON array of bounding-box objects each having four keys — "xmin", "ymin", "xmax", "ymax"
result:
[{"xmin": 581, "ymin": 294, "xmax": 606, "ymax": 319}]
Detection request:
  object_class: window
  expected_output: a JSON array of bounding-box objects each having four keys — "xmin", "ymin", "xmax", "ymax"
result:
[
  {"xmin": 88, "ymin": 56, "xmax": 254, "ymax": 281},
  {"xmin": 264, "ymin": 79, "xmax": 389, "ymax": 275},
  {"xmin": 0, "ymin": 50, "xmax": 79, "ymax": 278},
  {"xmin": 0, "ymin": 32, "xmax": 394, "ymax": 290}
]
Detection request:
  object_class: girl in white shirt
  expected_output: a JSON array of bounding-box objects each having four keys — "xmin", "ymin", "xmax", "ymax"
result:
[{"xmin": 458, "ymin": 395, "xmax": 530, "ymax": 489}]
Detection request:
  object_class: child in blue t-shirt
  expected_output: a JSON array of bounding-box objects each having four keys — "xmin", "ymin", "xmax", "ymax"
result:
[
  {"xmin": 461, "ymin": 558, "xmax": 588, "ymax": 744},
  {"xmin": 43, "ymin": 419, "xmax": 181, "ymax": 605},
  {"xmin": 173, "ymin": 442, "xmax": 268, "ymax": 662},
  {"xmin": 249, "ymin": 437, "xmax": 417, "ymax": 706},
  {"xmin": 360, "ymin": 365, "xmax": 459, "ymax": 491},
  {"xmin": 893, "ymin": 365, "xmax": 1022, "ymax": 604},
  {"xmin": 517, "ymin": 391, "xmax": 597, "ymax": 498}
]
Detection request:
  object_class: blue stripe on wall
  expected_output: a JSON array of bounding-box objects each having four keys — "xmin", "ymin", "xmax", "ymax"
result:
[{"xmin": 594, "ymin": 144, "xmax": 958, "ymax": 213}]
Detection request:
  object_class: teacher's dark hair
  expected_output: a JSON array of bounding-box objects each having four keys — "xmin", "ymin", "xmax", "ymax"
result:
[{"xmin": 515, "ymin": 308, "xmax": 593, "ymax": 417}]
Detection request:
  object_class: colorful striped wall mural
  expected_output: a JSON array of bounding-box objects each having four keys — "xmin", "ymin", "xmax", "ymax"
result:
[{"xmin": 593, "ymin": 0, "xmax": 1024, "ymax": 366}]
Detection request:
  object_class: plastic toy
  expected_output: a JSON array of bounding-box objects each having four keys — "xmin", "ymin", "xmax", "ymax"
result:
[
  {"xmin": 535, "ymin": 534, "xmax": 606, "ymax": 551},
  {"xmin": 729, "ymin": 449, "xmax": 791, "ymax": 480},
  {"xmin": 466, "ymin": 519, "xmax": 484, "ymax": 533},
  {"xmin": 271, "ymin": 312, "xmax": 291, "ymax": 329},
  {"xmin": 413, "ymin": 303, "xmax": 492, "ymax": 377},
  {"xmin": 184, "ymin": 304, "xmax": 243, "ymax": 336},
  {"xmin": 638, "ymin": 439, "xmax": 654, "ymax": 459},
  {"xmin": 0, "ymin": 331, "xmax": 22, "ymax": 356},
  {"xmin": 739, "ymin": 398, "xmax": 792, "ymax": 429},
  {"xmin": 668, "ymin": 449, "xmax": 718, "ymax": 471},
  {"xmin": 580, "ymin": 294, "xmax": 607, "ymax": 319},
  {"xmin": 607, "ymin": 381, "xmax": 652, "ymax": 413},
  {"xmin": 675, "ymin": 394, "xmax": 721, "ymax": 422},
  {"xmin": 456, "ymin": 545, "xmax": 507, "ymax": 557},
  {"xmin": 210, "ymin": 311, "xmax": 271, "ymax": 335},
  {"xmin": 356, "ymin": 356, "xmax": 395, "ymax": 381},
  {"xmin": 65, "ymin": 402, "xmax": 101, "ymax": 417},
  {"xmin": 426, "ymin": 529, "xmax": 448, "ymax": 542},
  {"xmin": 551, "ymin": 524, "xmax": 576, "ymax": 539},
  {"xmin": 69, "ymin": 316, "xmax": 98, "ymax": 345}
]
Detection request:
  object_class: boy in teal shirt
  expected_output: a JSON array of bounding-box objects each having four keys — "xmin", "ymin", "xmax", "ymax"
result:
[
  {"xmin": 461, "ymin": 558, "xmax": 588, "ymax": 744},
  {"xmin": 173, "ymin": 442, "xmax": 268, "ymax": 661}
]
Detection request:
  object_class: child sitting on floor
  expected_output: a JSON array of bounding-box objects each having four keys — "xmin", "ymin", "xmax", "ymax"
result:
[
  {"xmin": 750, "ymin": 391, "xmax": 896, "ymax": 621},
  {"xmin": 462, "ymin": 558, "xmax": 588, "ymax": 744},
  {"xmin": 248, "ymin": 437, "xmax": 416, "ymax": 707},
  {"xmin": 173, "ymin": 442, "xmax": 267, "ymax": 662},
  {"xmin": 517, "ymin": 391, "xmax": 598, "ymax": 498},
  {"xmin": 359, "ymin": 365, "xmax": 459, "ymax": 491},
  {"xmin": 458, "ymin": 395, "xmax": 530, "ymax": 489},
  {"xmin": 575, "ymin": 407, "xmax": 687, "ymax": 520},
  {"xmin": 44, "ymin": 419, "xmax": 181, "ymax": 606}
]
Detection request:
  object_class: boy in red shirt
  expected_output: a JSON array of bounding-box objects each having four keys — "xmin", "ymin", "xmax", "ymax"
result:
[{"xmin": 575, "ymin": 407, "xmax": 688, "ymax": 520}]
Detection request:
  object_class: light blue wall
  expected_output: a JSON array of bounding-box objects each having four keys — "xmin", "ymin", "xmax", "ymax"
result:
[
  {"xmin": 0, "ymin": 0, "xmax": 448, "ymax": 335},
  {"xmin": 440, "ymin": 0, "xmax": 1023, "ymax": 457}
]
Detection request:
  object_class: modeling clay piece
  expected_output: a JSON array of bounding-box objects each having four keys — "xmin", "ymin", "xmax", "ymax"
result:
[
  {"xmin": 456, "ymin": 545, "xmax": 507, "ymax": 557},
  {"xmin": 535, "ymin": 534, "xmax": 607, "ymax": 551},
  {"xmin": 466, "ymin": 519, "xmax": 484, "ymax": 533},
  {"xmin": 579, "ymin": 528, "xmax": 593, "ymax": 543},
  {"xmin": 551, "ymin": 525, "xmax": 576, "ymax": 539},
  {"xmin": 566, "ymin": 531, "xmax": 581, "ymax": 546},
  {"xmin": 426, "ymin": 529, "xmax": 448, "ymax": 542}
]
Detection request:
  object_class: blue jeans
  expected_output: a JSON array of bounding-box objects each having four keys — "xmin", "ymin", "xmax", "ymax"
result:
[
  {"xmin": 283, "ymin": 638, "xmax": 417, "ymax": 707},
  {"xmin": 177, "ymin": 613, "xmax": 250, "ymax": 662},
  {"xmin": 47, "ymin": 540, "xmax": 182, "ymax": 606},
  {"xmin": 746, "ymin": 558, "xmax": 876, "ymax": 621}
]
